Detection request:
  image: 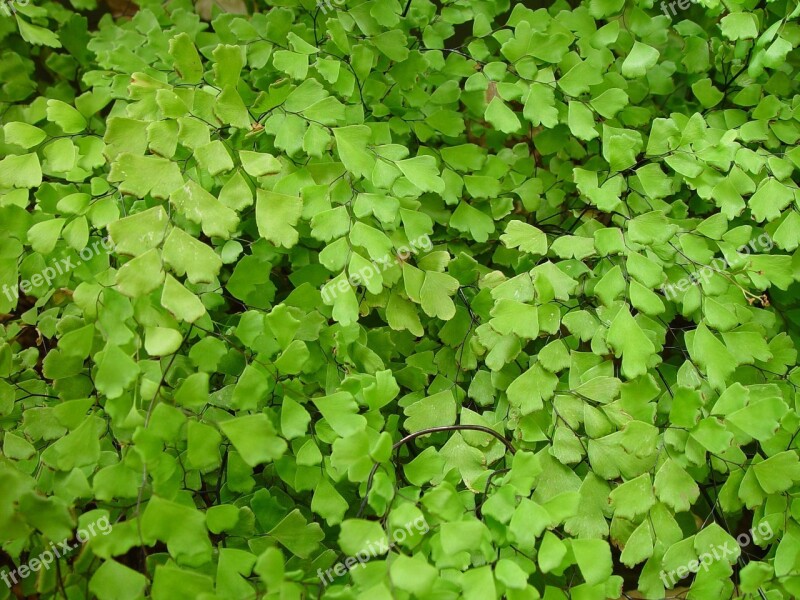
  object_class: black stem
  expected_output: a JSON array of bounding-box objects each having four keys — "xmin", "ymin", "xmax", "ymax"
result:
[{"xmin": 357, "ymin": 425, "xmax": 516, "ymax": 518}]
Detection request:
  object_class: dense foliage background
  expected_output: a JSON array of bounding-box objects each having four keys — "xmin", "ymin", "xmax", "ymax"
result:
[{"xmin": 1, "ymin": 0, "xmax": 800, "ymax": 598}]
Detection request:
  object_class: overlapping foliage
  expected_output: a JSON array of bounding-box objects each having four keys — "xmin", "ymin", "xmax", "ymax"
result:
[{"xmin": 1, "ymin": 0, "xmax": 800, "ymax": 598}]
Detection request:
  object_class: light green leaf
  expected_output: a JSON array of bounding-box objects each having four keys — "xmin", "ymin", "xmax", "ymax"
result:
[{"xmin": 256, "ymin": 189, "xmax": 302, "ymax": 248}]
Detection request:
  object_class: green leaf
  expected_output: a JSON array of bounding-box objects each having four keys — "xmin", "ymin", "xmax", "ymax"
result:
[
  {"xmin": 89, "ymin": 560, "xmax": 148, "ymax": 600},
  {"xmin": 267, "ymin": 509, "xmax": 324, "ymax": 558},
  {"xmin": 338, "ymin": 519, "xmax": 388, "ymax": 556},
  {"xmin": 450, "ymin": 201, "xmax": 495, "ymax": 242},
  {"xmin": 313, "ymin": 391, "xmax": 366, "ymax": 436},
  {"xmin": 171, "ymin": 180, "xmax": 239, "ymax": 239},
  {"xmin": 0, "ymin": 153, "xmax": 42, "ymax": 188},
  {"xmin": 404, "ymin": 390, "xmax": 456, "ymax": 432},
  {"xmin": 619, "ymin": 521, "xmax": 654, "ymax": 568},
  {"xmin": 333, "ymin": 125, "xmax": 374, "ymax": 179},
  {"xmin": 115, "ymin": 248, "xmax": 165, "ymax": 297},
  {"xmin": 40, "ymin": 417, "xmax": 101, "ymax": 470},
  {"xmin": 219, "ymin": 414, "xmax": 287, "ymax": 467},
  {"xmin": 688, "ymin": 324, "xmax": 736, "ymax": 392},
  {"xmin": 485, "ymin": 97, "xmax": 521, "ymax": 134},
  {"xmin": 169, "ymin": 33, "xmax": 204, "ymax": 84},
  {"xmin": 490, "ymin": 298, "xmax": 539, "ymax": 339},
  {"xmin": 187, "ymin": 421, "xmax": 222, "ymax": 470},
  {"xmin": 16, "ymin": 15, "xmax": 61, "ymax": 48},
  {"xmin": 609, "ymin": 474, "xmax": 655, "ymax": 519},
  {"xmin": 240, "ymin": 151, "xmax": 281, "ymax": 177},
  {"xmin": 273, "ymin": 50, "xmax": 309, "ymax": 80},
  {"xmin": 160, "ymin": 274, "xmax": 206, "ymax": 323},
  {"xmin": 215, "ymin": 85, "xmax": 251, "ymax": 129},
  {"xmin": 396, "ymin": 156, "xmax": 445, "ymax": 194},
  {"xmin": 213, "ymin": 45, "xmax": 244, "ymax": 87},
  {"xmin": 390, "ymin": 555, "xmax": 438, "ymax": 596},
  {"xmin": 621, "ymin": 42, "xmax": 659, "ymax": 78},
  {"xmin": 721, "ymin": 12, "xmax": 759, "ymax": 40},
  {"xmin": 108, "ymin": 206, "xmax": 170, "ymax": 257},
  {"xmin": 590, "ymin": 88, "xmax": 628, "ymax": 118},
  {"xmin": 419, "ymin": 270, "xmax": 459, "ymax": 320},
  {"xmin": 606, "ymin": 306, "xmax": 656, "ymax": 379},
  {"xmin": 95, "ymin": 344, "xmax": 140, "ymax": 399},
  {"xmin": 753, "ymin": 451, "xmax": 800, "ymax": 494},
  {"xmin": 654, "ymin": 459, "xmax": 699, "ymax": 512},
  {"xmin": 141, "ymin": 496, "xmax": 212, "ymax": 566},
  {"xmin": 144, "ymin": 327, "xmax": 184, "ymax": 357},
  {"xmin": 256, "ymin": 189, "xmax": 302, "ymax": 248},
  {"xmin": 572, "ymin": 539, "xmax": 612, "ymax": 585},
  {"xmin": 568, "ymin": 101, "xmax": 598, "ymax": 141},
  {"xmin": 3, "ymin": 122, "xmax": 47, "ymax": 149},
  {"xmin": 501, "ymin": 221, "xmax": 548, "ymax": 255},
  {"xmin": 195, "ymin": 140, "xmax": 234, "ymax": 176},
  {"xmin": 46, "ymin": 99, "xmax": 87, "ymax": 133},
  {"xmin": 748, "ymin": 178, "xmax": 793, "ymax": 223},
  {"xmin": 507, "ymin": 363, "xmax": 558, "ymax": 415},
  {"xmin": 538, "ymin": 531, "xmax": 568, "ymax": 573},
  {"xmin": 109, "ymin": 154, "xmax": 184, "ymax": 199},
  {"xmin": 162, "ymin": 228, "xmax": 222, "ymax": 284}
]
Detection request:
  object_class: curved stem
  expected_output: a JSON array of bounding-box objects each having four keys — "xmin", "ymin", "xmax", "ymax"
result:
[{"xmin": 357, "ymin": 425, "xmax": 516, "ymax": 518}]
